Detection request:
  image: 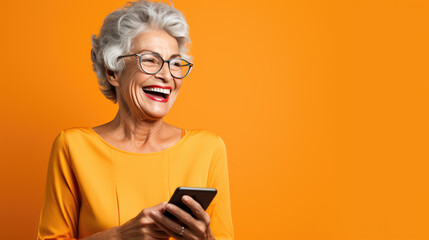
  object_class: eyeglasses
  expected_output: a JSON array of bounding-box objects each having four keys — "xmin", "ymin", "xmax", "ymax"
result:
[{"xmin": 117, "ymin": 52, "xmax": 193, "ymax": 79}]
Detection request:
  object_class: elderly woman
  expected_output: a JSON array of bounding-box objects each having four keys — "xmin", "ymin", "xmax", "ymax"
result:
[{"xmin": 35, "ymin": 1, "xmax": 234, "ymax": 240}]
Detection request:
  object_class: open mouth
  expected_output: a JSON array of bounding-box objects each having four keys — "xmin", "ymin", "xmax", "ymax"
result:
[{"xmin": 142, "ymin": 86, "xmax": 171, "ymax": 102}]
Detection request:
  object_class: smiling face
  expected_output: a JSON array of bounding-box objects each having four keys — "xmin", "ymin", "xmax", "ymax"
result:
[{"xmin": 111, "ymin": 30, "xmax": 183, "ymax": 121}]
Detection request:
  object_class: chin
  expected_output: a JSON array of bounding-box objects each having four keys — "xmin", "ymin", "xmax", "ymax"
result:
[
  {"xmin": 141, "ymin": 107, "xmax": 171, "ymax": 120},
  {"xmin": 129, "ymin": 95, "xmax": 172, "ymax": 120},
  {"xmin": 146, "ymin": 112, "xmax": 168, "ymax": 120}
]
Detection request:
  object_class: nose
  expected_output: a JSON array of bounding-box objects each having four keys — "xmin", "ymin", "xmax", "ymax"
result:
[{"xmin": 154, "ymin": 61, "xmax": 173, "ymax": 82}]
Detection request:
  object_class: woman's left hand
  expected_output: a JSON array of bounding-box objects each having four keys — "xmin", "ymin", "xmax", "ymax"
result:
[{"xmin": 149, "ymin": 195, "xmax": 215, "ymax": 240}]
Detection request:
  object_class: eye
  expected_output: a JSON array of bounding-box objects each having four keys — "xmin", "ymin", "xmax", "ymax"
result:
[
  {"xmin": 170, "ymin": 59, "xmax": 184, "ymax": 67},
  {"xmin": 141, "ymin": 56, "xmax": 157, "ymax": 63},
  {"xmin": 140, "ymin": 55, "xmax": 161, "ymax": 66}
]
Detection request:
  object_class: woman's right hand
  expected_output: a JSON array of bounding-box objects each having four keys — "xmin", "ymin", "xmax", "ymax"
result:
[{"xmin": 113, "ymin": 201, "xmax": 170, "ymax": 240}]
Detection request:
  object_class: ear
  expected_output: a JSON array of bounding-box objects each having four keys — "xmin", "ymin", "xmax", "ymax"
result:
[{"xmin": 105, "ymin": 68, "xmax": 120, "ymax": 87}]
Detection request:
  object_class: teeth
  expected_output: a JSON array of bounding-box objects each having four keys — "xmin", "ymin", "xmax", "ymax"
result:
[{"xmin": 143, "ymin": 87, "xmax": 171, "ymax": 94}]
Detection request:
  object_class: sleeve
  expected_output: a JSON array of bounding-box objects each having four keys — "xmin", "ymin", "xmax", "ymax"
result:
[
  {"xmin": 35, "ymin": 130, "xmax": 81, "ymax": 240},
  {"xmin": 206, "ymin": 136, "xmax": 235, "ymax": 240}
]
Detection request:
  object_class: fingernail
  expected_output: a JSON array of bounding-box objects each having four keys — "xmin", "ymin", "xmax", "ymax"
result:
[{"xmin": 183, "ymin": 195, "xmax": 189, "ymax": 201}]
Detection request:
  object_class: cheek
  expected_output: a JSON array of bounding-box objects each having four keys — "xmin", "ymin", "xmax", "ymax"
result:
[
  {"xmin": 121, "ymin": 70, "xmax": 150, "ymax": 93},
  {"xmin": 174, "ymin": 79, "xmax": 183, "ymax": 91},
  {"xmin": 120, "ymin": 72, "xmax": 138, "ymax": 99},
  {"xmin": 119, "ymin": 60, "xmax": 145, "ymax": 84}
]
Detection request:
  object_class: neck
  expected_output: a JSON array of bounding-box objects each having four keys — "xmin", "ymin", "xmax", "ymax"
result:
[
  {"xmin": 107, "ymin": 97, "xmax": 166, "ymax": 146},
  {"xmin": 112, "ymin": 111, "xmax": 164, "ymax": 143}
]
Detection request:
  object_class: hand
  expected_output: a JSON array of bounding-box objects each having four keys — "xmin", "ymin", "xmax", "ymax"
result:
[
  {"xmin": 114, "ymin": 201, "xmax": 170, "ymax": 240},
  {"xmin": 149, "ymin": 195, "xmax": 215, "ymax": 240}
]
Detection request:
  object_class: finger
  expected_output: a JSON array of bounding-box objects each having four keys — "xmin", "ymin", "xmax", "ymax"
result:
[
  {"xmin": 151, "ymin": 228, "xmax": 170, "ymax": 239},
  {"xmin": 139, "ymin": 202, "xmax": 167, "ymax": 219},
  {"xmin": 151, "ymin": 224, "xmax": 171, "ymax": 237},
  {"xmin": 137, "ymin": 226, "xmax": 170, "ymax": 239},
  {"xmin": 149, "ymin": 209, "xmax": 184, "ymax": 234},
  {"xmin": 181, "ymin": 195, "xmax": 211, "ymax": 223},
  {"xmin": 154, "ymin": 201, "xmax": 168, "ymax": 213},
  {"xmin": 153, "ymin": 221, "xmax": 184, "ymax": 240},
  {"xmin": 165, "ymin": 202, "xmax": 202, "ymax": 231}
]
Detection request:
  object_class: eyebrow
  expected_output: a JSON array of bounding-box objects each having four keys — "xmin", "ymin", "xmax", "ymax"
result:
[{"xmin": 136, "ymin": 49, "xmax": 181, "ymax": 59}]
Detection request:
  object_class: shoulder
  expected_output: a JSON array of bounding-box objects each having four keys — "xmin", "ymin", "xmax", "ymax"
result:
[
  {"xmin": 61, "ymin": 127, "xmax": 93, "ymax": 137},
  {"xmin": 50, "ymin": 127, "xmax": 104, "ymax": 162},
  {"xmin": 59, "ymin": 127, "xmax": 95, "ymax": 141},
  {"xmin": 185, "ymin": 129, "xmax": 226, "ymax": 153},
  {"xmin": 52, "ymin": 127, "xmax": 94, "ymax": 147},
  {"xmin": 187, "ymin": 129, "xmax": 224, "ymax": 145}
]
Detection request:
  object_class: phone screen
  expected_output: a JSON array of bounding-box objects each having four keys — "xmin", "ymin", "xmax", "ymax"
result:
[{"xmin": 163, "ymin": 187, "xmax": 217, "ymax": 221}]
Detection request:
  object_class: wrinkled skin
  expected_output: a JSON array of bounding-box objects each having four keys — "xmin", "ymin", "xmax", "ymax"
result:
[{"xmin": 84, "ymin": 30, "xmax": 215, "ymax": 240}]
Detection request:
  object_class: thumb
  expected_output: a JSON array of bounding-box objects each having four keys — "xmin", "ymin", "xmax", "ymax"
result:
[{"xmin": 154, "ymin": 201, "xmax": 168, "ymax": 213}]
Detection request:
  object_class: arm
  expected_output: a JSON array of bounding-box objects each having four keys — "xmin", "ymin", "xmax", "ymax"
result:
[
  {"xmin": 35, "ymin": 131, "xmax": 171, "ymax": 240},
  {"xmin": 148, "ymin": 135, "xmax": 235, "ymax": 240},
  {"xmin": 205, "ymin": 137, "xmax": 234, "ymax": 240},
  {"xmin": 35, "ymin": 131, "xmax": 80, "ymax": 240}
]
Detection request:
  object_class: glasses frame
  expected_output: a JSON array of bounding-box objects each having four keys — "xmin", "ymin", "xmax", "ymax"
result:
[{"xmin": 117, "ymin": 52, "xmax": 193, "ymax": 79}]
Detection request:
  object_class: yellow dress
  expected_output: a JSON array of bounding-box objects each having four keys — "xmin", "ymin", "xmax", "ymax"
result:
[{"xmin": 35, "ymin": 127, "xmax": 234, "ymax": 240}]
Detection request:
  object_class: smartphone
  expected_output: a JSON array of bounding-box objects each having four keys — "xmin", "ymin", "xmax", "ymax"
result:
[{"xmin": 163, "ymin": 187, "xmax": 217, "ymax": 221}]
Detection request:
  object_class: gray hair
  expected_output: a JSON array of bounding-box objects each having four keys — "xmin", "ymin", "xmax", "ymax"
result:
[{"xmin": 91, "ymin": 0, "xmax": 190, "ymax": 102}]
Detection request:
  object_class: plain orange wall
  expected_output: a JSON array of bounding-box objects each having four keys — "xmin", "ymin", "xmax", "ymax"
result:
[{"xmin": 0, "ymin": 0, "xmax": 428, "ymax": 239}]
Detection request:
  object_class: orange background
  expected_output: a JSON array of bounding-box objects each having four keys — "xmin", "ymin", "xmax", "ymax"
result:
[{"xmin": 0, "ymin": 0, "xmax": 428, "ymax": 239}]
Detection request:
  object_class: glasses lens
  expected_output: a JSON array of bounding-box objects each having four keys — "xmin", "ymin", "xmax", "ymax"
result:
[
  {"xmin": 170, "ymin": 59, "xmax": 191, "ymax": 78},
  {"xmin": 140, "ymin": 54, "xmax": 162, "ymax": 74}
]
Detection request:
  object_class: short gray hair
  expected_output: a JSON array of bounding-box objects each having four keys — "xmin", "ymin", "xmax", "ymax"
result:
[{"xmin": 91, "ymin": 0, "xmax": 191, "ymax": 102}]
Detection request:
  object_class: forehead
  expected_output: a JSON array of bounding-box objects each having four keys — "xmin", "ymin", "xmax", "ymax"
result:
[{"xmin": 130, "ymin": 30, "xmax": 179, "ymax": 57}]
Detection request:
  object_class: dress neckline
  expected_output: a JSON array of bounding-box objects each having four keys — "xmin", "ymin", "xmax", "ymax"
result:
[{"xmin": 88, "ymin": 127, "xmax": 190, "ymax": 156}]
